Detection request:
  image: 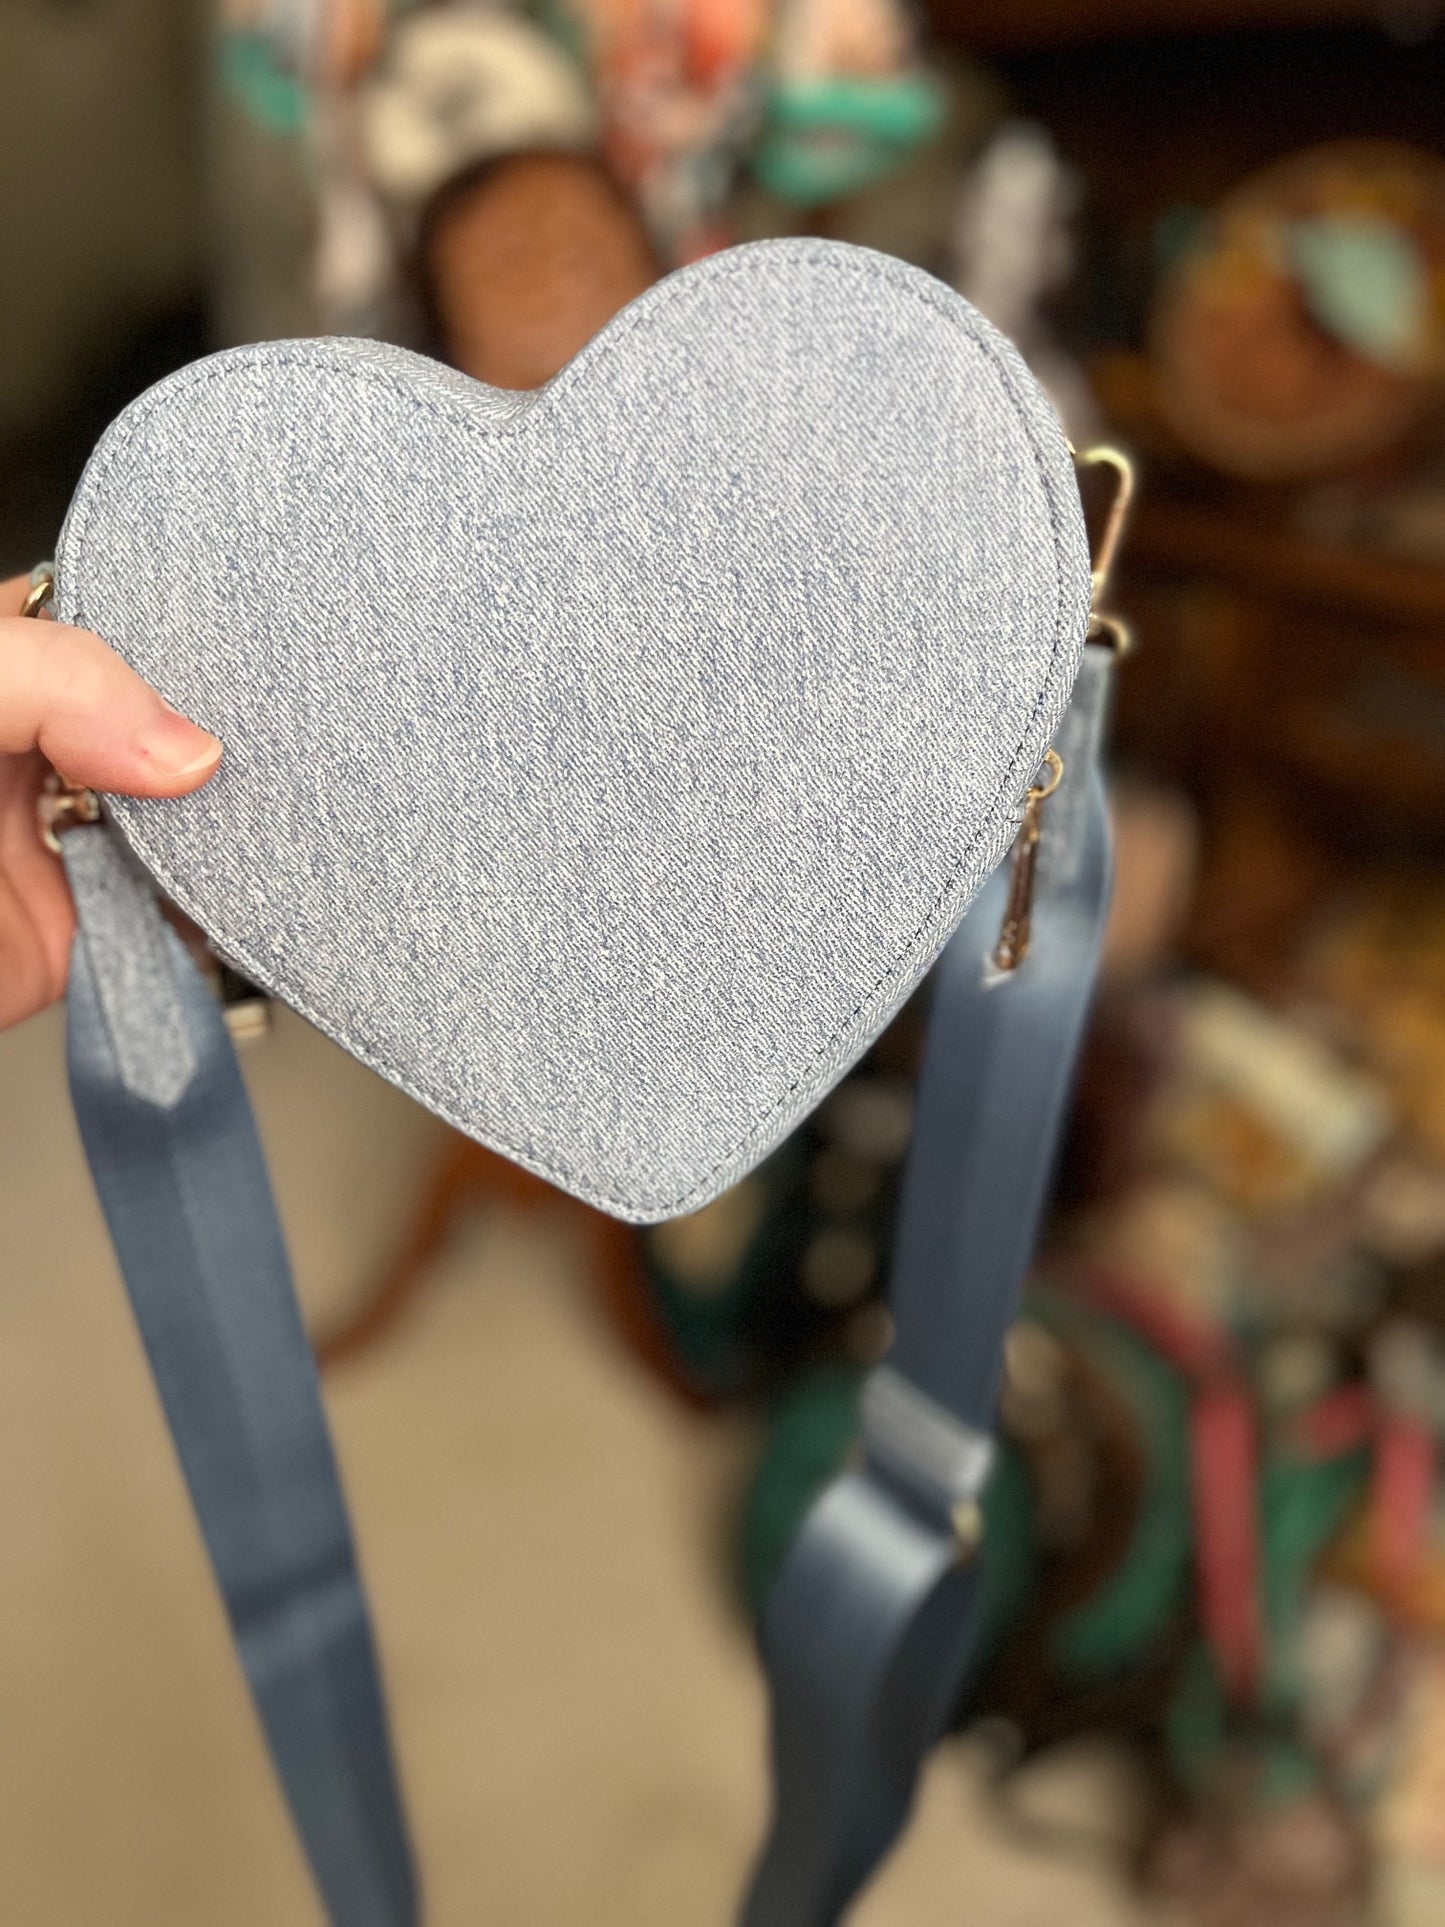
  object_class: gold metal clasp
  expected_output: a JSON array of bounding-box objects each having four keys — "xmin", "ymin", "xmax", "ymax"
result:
[
  {"xmin": 1076, "ymin": 444, "xmax": 1134, "ymax": 609},
  {"xmin": 22, "ymin": 566, "xmax": 104, "ymax": 854},
  {"xmin": 993, "ymin": 749, "xmax": 1063, "ymax": 973},
  {"xmin": 1070, "ymin": 443, "xmax": 1136, "ymax": 655},
  {"xmin": 951, "ymin": 1497, "xmax": 985, "ymax": 1564},
  {"xmin": 38, "ymin": 768, "xmax": 102, "ymax": 853},
  {"xmin": 20, "ymin": 570, "xmax": 55, "ymax": 621}
]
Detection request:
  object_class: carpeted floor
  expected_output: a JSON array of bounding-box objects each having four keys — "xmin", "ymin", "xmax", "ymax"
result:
[{"xmin": 0, "ymin": 1004, "xmax": 1154, "ymax": 1925}]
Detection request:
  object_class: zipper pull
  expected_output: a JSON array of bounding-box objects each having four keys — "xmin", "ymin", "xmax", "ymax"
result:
[{"xmin": 993, "ymin": 749, "xmax": 1063, "ymax": 973}]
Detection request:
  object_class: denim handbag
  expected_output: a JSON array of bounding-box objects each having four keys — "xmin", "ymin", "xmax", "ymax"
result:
[{"xmin": 41, "ymin": 237, "xmax": 1116, "ymax": 1923}]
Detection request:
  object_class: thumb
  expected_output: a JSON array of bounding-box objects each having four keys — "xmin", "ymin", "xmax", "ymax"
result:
[{"xmin": 0, "ymin": 577, "xmax": 221, "ymax": 797}]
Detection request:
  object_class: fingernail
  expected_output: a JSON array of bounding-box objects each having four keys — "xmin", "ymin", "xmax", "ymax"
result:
[{"xmin": 139, "ymin": 706, "xmax": 223, "ymax": 778}]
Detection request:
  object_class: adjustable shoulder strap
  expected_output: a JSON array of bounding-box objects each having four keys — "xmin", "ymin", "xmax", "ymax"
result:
[
  {"xmin": 741, "ymin": 644, "xmax": 1115, "ymax": 1927},
  {"xmin": 61, "ymin": 822, "xmax": 418, "ymax": 1927}
]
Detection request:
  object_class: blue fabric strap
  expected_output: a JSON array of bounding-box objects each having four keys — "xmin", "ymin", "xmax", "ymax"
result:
[
  {"xmin": 55, "ymin": 649, "xmax": 1109, "ymax": 1927},
  {"xmin": 61, "ymin": 823, "xmax": 419, "ymax": 1927},
  {"xmin": 741, "ymin": 647, "xmax": 1115, "ymax": 1926}
]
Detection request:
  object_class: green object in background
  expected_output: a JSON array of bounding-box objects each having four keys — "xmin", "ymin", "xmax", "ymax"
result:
[
  {"xmin": 1258, "ymin": 1446, "xmax": 1370, "ymax": 1719},
  {"xmin": 1288, "ymin": 215, "xmax": 1430, "ymax": 370},
  {"xmin": 642, "ymin": 1145, "xmax": 806, "ymax": 1398},
  {"xmin": 739, "ymin": 1364, "xmax": 863, "ymax": 1618},
  {"xmin": 1045, "ymin": 1309, "xmax": 1195, "ymax": 1681},
  {"xmin": 217, "ymin": 33, "xmax": 310, "ymax": 139},
  {"xmin": 754, "ymin": 74, "xmax": 946, "ymax": 208},
  {"xmin": 1166, "ymin": 1641, "xmax": 1321, "ymax": 1806},
  {"xmin": 1164, "ymin": 1442, "xmax": 1369, "ymax": 1798}
]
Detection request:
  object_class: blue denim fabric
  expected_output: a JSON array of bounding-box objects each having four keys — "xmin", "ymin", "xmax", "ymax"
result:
[{"xmin": 55, "ymin": 238, "xmax": 1088, "ymax": 1222}]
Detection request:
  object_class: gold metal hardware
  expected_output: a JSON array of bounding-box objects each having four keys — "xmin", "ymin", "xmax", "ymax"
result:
[
  {"xmin": 223, "ymin": 999, "xmax": 273, "ymax": 1045},
  {"xmin": 38, "ymin": 767, "xmax": 102, "ymax": 854},
  {"xmin": 1067, "ymin": 442, "xmax": 1136, "ymax": 654},
  {"xmin": 21, "ymin": 567, "xmax": 104, "ymax": 853},
  {"xmin": 951, "ymin": 1497, "xmax": 985, "ymax": 1563},
  {"xmin": 993, "ymin": 749, "xmax": 1063, "ymax": 973},
  {"xmin": 1087, "ymin": 610, "xmax": 1133, "ymax": 655},
  {"xmin": 1074, "ymin": 443, "xmax": 1134, "ymax": 610},
  {"xmin": 990, "ymin": 446, "xmax": 1135, "ymax": 967},
  {"xmin": 19, "ymin": 571, "xmax": 55, "ymax": 621}
]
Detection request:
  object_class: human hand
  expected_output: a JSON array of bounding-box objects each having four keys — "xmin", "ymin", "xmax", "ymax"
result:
[{"xmin": 0, "ymin": 571, "xmax": 221, "ymax": 1029}]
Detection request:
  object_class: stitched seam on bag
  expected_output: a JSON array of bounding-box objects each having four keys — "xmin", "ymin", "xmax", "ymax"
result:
[{"xmin": 62, "ymin": 240, "xmax": 1082, "ymax": 1220}]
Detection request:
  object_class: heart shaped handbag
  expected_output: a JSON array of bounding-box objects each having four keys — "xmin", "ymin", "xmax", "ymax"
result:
[{"xmin": 40, "ymin": 237, "xmax": 1126, "ymax": 1924}]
